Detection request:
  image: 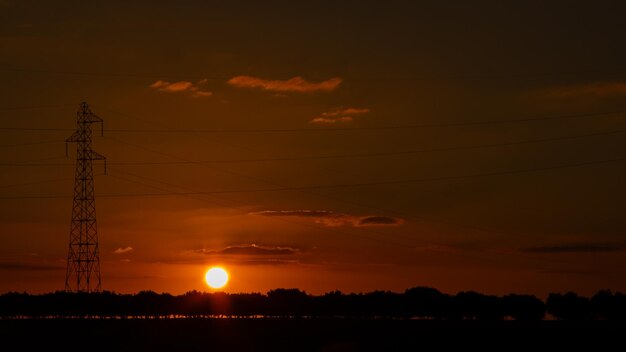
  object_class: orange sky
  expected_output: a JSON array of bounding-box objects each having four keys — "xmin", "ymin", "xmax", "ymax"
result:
[{"xmin": 1, "ymin": 1, "xmax": 626, "ymax": 297}]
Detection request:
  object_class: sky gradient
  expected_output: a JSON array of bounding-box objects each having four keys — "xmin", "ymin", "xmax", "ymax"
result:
[{"xmin": 1, "ymin": 0, "xmax": 626, "ymax": 297}]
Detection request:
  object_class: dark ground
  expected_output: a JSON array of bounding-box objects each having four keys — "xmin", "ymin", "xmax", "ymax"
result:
[{"xmin": 2, "ymin": 319, "xmax": 624, "ymax": 351}]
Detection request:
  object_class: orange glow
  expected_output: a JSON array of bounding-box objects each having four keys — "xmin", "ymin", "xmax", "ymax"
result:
[{"xmin": 205, "ymin": 267, "xmax": 229, "ymax": 289}]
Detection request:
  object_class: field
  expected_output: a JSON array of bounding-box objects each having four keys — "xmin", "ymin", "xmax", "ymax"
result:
[{"xmin": 2, "ymin": 319, "xmax": 625, "ymax": 351}]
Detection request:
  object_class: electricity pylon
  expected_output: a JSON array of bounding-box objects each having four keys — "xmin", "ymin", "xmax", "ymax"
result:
[{"xmin": 65, "ymin": 102, "xmax": 106, "ymax": 292}]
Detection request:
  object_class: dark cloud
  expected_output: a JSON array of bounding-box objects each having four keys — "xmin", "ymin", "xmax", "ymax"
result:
[
  {"xmin": 195, "ymin": 244, "xmax": 299, "ymax": 256},
  {"xmin": 252, "ymin": 210, "xmax": 341, "ymax": 218},
  {"xmin": 223, "ymin": 259, "xmax": 299, "ymax": 266},
  {"xmin": 161, "ymin": 245, "xmax": 302, "ymax": 266},
  {"xmin": 357, "ymin": 216, "xmax": 404, "ymax": 226},
  {"xmin": 251, "ymin": 210, "xmax": 349, "ymax": 227},
  {"xmin": 251, "ymin": 210, "xmax": 404, "ymax": 227},
  {"xmin": 519, "ymin": 244, "xmax": 624, "ymax": 253},
  {"xmin": 168, "ymin": 244, "xmax": 305, "ymax": 266},
  {"xmin": 158, "ymin": 257, "xmax": 299, "ymax": 266}
]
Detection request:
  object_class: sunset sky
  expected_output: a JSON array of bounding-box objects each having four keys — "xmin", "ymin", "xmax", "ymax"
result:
[{"xmin": 1, "ymin": 1, "xmax": 625, "ymax": 297}]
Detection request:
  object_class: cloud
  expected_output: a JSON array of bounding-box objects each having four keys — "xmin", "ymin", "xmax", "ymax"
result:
[
  {"xmin": 230, "ymin": 259, "xmax": 299, "ymax": 266},
  {"xmin": 194, "ymin": 244, "xmax": 299, "ymax": 256},
  {"xmin": 357, "ymin": 216, "xmax": 403, "ymax": 226},
  {"xmin": 227, "ymin": 75, "xmax": 342, "ymax": 92},
  {"xmin": 539, "ymin": 81, "xmax": 626, "ymax": 98},
  {"xmin": 168, "ymin": 244, "xmax": 303, "ymax": 266},
  {"xmin": 251, "ymin": 210, "xmax": 403, "ymax": 227},
  {"xmin": 310, "ymin": 116, "xmax": 354, "ymax": 124},
  {"xmin": 113, "ymin": 246, "xmax": 134, "ymax": 254},
  {"xmin": 310, "ymin": 107, "xmax": 369, "ymax": 124},
  {"xmin": 253, "ymin": 210, "xmax": 340, "ymax": 218},
  {"xmin": 321, "ymin": 107, "xmax": 370, "ymax": 117},
  {"xmin": 149, "ymin": 79, "xmax": 213, "ymax": 97},
  {"xmin": 519, "ymin": 243, "xmax": 624, "ymax": 253},
  {"xmin": 193, "ymin": 91, "xmax": 213, "ymax": 97},
  {"xmin": 150, "ymin": 80, "xmax": 193, "ymax": 92}
]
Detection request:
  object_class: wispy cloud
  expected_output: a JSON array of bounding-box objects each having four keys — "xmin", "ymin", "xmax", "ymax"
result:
[
  {"xmin": 519, "ymin": 243, "xmax": 624, "ymax": 253},
  {"xmin": 227, "ymin": 75, "xmax": 342, "ymax": 92},
  {"xmin": 113, "ymin": 246, "xmax": 134, "ymax": 254},
  {"xmin": 251, "ymin": 210, "xmax": 403, "ymax": 227},
  {"xmin": 310, "ymin": 116, "xmax": 354, "ymax": 124},
  {"xmin": 170, "ymin": 244, "xmax": 303, "ymax": 266},
  {"xmin": 149, "ymin": 79, "xmax": 213, "ymax": 98},
  {"xmin": 194, "ymin": 244, "xmax": 299, "ymax": 256},
  {"xmin": 321, "ymin": 107, "xmax": 370, "ymax": 117},
  {"xmin": 310, "ymin": 107, "xmax": 370, "ymax": 124},
  {"xmin": 254, "ymin": 210, "xmax": 339, "ymax": 218},
  {"xmin": 539, "ymin": 81, "xmax": 626, "ymax": 98}
]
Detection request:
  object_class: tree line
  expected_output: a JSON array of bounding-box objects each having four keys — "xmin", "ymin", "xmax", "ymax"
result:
[{"xmin": 1, "ymin": 287, "xmax": 624, "ymax": 320}]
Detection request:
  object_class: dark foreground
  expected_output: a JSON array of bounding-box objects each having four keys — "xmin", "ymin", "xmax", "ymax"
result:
[{"xmin": 2, "ymin": 319, "xmax": 625, "ymax": 351}]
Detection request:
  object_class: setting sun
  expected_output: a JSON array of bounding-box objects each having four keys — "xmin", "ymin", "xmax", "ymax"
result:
[{"xmin": 205, "ymin": 267, "xmax": 229, "ymax": 289}]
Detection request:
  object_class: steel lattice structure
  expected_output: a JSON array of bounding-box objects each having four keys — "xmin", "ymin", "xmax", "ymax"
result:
[{"xmin": 65, "ymin": 102, "xmax": 106, "ymax": 292}]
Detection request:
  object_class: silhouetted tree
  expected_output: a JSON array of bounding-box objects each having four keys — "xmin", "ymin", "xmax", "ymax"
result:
[
  {"xmin": 314, "ymin": 290, "xmax": 346, "ymax": 318},
  {"xmin": 267, "ymin": 289, "xmax": 310, "ymax": 317},
  {"xmin": 547, "ymin": 292, "xmax": 592, "ymax": 320},
  {"xmin": 454, "ymin": 291, "xmax": 503, "ymax": 320},
  {"xmin": 501, "ymin": 294, "xmax": 545, "ymax": 321},
  {"xmin": 0, "ymin": 287, "xmax": 623, "ymax": 320},
  {"xmin": 363, "ymin": 291, "xmax": 402, "ymax": 318},
  {"xmin": 404, "ymin": 286, "xmax": 449, "ymax": 319},
  {"xmin": 590, "ymin": 290, "xmax": 626, "ymax": 320}
]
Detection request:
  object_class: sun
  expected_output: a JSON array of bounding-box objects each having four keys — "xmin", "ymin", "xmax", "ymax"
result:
[{"xmin": 205, "ymin": 267, "xmax": 229, "ymax": 289}]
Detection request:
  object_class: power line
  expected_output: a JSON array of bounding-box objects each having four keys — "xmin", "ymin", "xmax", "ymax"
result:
[
  {"xmin": 110, "ymin": 128, "xmax": 626, "ymax": 163},
  {"xmin": 97, "ymin": 105, "xmax": 440, "ymax": 249},
  {"xmin": 0, "ymin": 67, "xmax": 225, "ymax": 81},
  {"xmin": 3, "ymin": 105, "xmax": 622, "ymax": 249},
  {"xmin": 106, "ymin": 168, "xmax": 412, "ymax": 248},
  {"xmin": 22, "ymin": 106, "xmax": 401, "ymax": 254},
  {"xmin": 0, "ymin": 177, "xmax": 69, "ymax": 189},
  {"xmin": 1, "ymin": 156, "xmax": 623, "ymax": 199},
  {"xmin": 3, "ymin": 103, "xmax": 622, "ymax": 250},
  {"xmin": 107, "ymin": 110, "xmax": 626, "ymax": 132},
  {"xmin": 94, "ymin": 104, "xmax": 626, "ymax": 244},
  {"xmin": 1, "ymin": 127, "xmax": 624, "ymax": 167},
  {"xmin": 0, "ymin": 140, "xmax": 60, "ymax": 149},
  {"xmin": 102, "ymin": 156, "xmax": 626, "ymax": 195},
  {"xmin": 93, "ymin": 104, "xmax": 260, "ymax": 154},
  {"xmin": 0, "ymin": 110, "xmax": 624, "ymax": 134},
  {"xmin": 101, "ymin": 129, "xmax": 536, "ymax": 245},
  {"xmin": 0, "ymin": 104, "xmax": 75, "ymax": 110},
  {"xmin": 0, "ymin": 156, "xmax": 68, "ymax": 166},
  {"xmin": 106, "ymin": 168, "xmax": 236, "ymax": 207},
  {"xmin": 2, "ymin": 65, "xmax": 625, "ymax": 81},
  {"xmin": 0, "ymin": 127, "xmax": 71, "ymax": 132}
]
